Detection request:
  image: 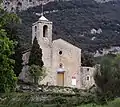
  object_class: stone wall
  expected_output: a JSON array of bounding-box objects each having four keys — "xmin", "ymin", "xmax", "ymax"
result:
[
  {"xmin": 19, "ymin": 51, "xmax": 31, "ymax": 83},
  {"xmin": 19, "ymin": 14, "xmax": 96, "ymax": 90},
  {"xmin": 22, "ymin": 51, "xmax": 30, "ymax": 65},
  {"xmin": 17, "ymin": 81, "xmax": 96, "ymax": 94},
  {"xmin": 32, "ymin": 18, "xmax": 53, "ymax": 85},
  {"xmin": 81, "ymin": 66, "xmax": 95, "ymax": 89},
  {"xmin": 52, "ymin": 39, "xmax": 81, "ymax": 88}
]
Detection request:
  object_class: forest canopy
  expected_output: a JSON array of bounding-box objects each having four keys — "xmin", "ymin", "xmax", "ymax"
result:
[{"xmin": 17, "ymin": 0, "xmax": 120, "ymax": 52}]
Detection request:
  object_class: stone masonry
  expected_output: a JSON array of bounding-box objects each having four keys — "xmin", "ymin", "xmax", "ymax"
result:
[
  {"xmin": 29, "ymin": 15, "xmax": 96, "ymax": 89},
  {"xmin": 19, "ymin": 15, "xmax": 96, "ymax": 89}
]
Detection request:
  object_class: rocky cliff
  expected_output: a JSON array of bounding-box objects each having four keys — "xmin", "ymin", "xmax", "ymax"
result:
[
  {"xmin": 2, "ymin": 0, "xmax": 117, "ymax": 12},
  {"xmin": 2, "ymin": 0, "xmax": 54, "ymax": 12}
]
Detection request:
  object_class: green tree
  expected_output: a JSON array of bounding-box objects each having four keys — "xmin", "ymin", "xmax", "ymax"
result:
[
  {"xmin": 13, "ymin": 44, "xmax": 23, "ymax": 76},
  {"xmin": 81, "ymin": 52, "xmax": 95, "ymax": 67},
  {"xmin": 0, "ymin": 26, "xmax": 17, "ymax": 93},
  {"xmin": 29, "ymin": 37, "xmax": 44, "ymax": 67},
  {"xmin": 0, "ymin": 4, "xmax": 22, "ymax": 76},
  {"xmin": 29, "ymin": 37, "xmax": 45, "ymax": 84},
  {"xmin": 94, "ymin": 55, "xmax": 120, "ymax": 97},
  {"xmin": 0, "ymin": 1, "xmax": 19, "ymax": 92},
  {"xmin": 29, "ymin": 65, "xmax": 46, "ymax": 84},
  {"xmin": 0, "ymin": 7, "xmax": 20, "ymax": 40},
  {"xmin": 94, "ymin": 57, "xmax": 113, "ymax": 91}
]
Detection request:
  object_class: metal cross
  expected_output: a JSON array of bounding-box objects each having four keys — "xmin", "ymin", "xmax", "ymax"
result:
[{"xmin": 41, "ymin": 2, "xmax": 44, "ymax": 16}]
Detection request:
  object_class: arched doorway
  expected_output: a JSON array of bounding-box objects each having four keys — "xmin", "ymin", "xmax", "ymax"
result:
[{"xmin": 43, "ymin": 25, "xmax": 48, "ymax": 37}]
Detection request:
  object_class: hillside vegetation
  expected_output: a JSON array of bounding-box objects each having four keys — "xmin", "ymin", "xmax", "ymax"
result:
[{"xmin": 17, "ymin": 0, "xmax": 120, "ymax": 52}]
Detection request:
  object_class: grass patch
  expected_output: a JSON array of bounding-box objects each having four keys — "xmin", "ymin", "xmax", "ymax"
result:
[{"xmin": 77, "ymin": 98, "xmax": 120, "ymax": 107}]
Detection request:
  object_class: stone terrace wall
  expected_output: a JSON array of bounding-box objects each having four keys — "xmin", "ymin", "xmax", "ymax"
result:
[{"xmin": 16, "ymin": 81, "xmax": 96, "ymax": 94}]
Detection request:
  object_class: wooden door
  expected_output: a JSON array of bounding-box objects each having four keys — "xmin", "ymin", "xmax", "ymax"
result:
[{"xmin": 57, "ymin": 72, "xmax": 64, "ymax": 86}]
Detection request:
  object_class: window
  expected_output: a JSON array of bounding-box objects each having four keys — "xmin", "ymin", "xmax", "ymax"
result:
[
  {"xmin": 59, "ymin": 51, "xmax": 62, "ymax": 55},
  {"xmin": 59, "ymin": 63, "xmax": 63, "ymax": 68},
  {"xmin": 35, "ymin": 26, "xmax": 37, "ymax": 32},
  {"xmin": 29, "ymin": 0, "xmax": 32, "ymax": 2},
  {"xmin": 87, "ymin": 76, "xmax": 90, "ymax": 80},
  {"xmin": 43, "ymin": 25, "xmax": 48, "ymax": 37},
  {"xmin": 87, "ymin": 68, "xmax": 89, "ymax": 71},
  {"xmin": 17, "ymin": 2, "xmax": 22, "ymax": 6}
]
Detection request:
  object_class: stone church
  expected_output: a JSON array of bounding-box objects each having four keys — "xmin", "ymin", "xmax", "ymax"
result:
[{"xmin": 20, "ymin": 15, "xmax": 95, "ymax": 89}]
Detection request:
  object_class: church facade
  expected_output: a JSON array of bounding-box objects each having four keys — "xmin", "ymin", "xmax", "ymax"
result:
[
  {"xmin": 30, "ymin": 15, "xmax": 96, "ymax": 89},
  {"xmin": 20, "ymin": 15, "xmax": 95, "ymax": 89}
]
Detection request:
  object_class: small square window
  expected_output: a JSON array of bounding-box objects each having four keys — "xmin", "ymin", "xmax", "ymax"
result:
[
  {"xmin": 87, "ymin": 68, "xmax": 89, "ymax": 71},
  {"xmin": 29, "ymin": 0, "xmax": 32, "ymax": 2},
  {"xmin": 87, "ymin": 76, "xmax": 89, "ymax": 80},
  {"xmin": 35, "ymin": 26, "xmax": 37, "ymax": 32}
]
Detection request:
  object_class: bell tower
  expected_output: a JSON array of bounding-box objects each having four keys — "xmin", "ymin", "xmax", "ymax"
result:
[
  {"xmin": 32, "ymin": 15, "xmax": 52, "ymax": 45},
  {"xmin": 32, "ymin": 16, "xmax": 53, "ymax": 70}
]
